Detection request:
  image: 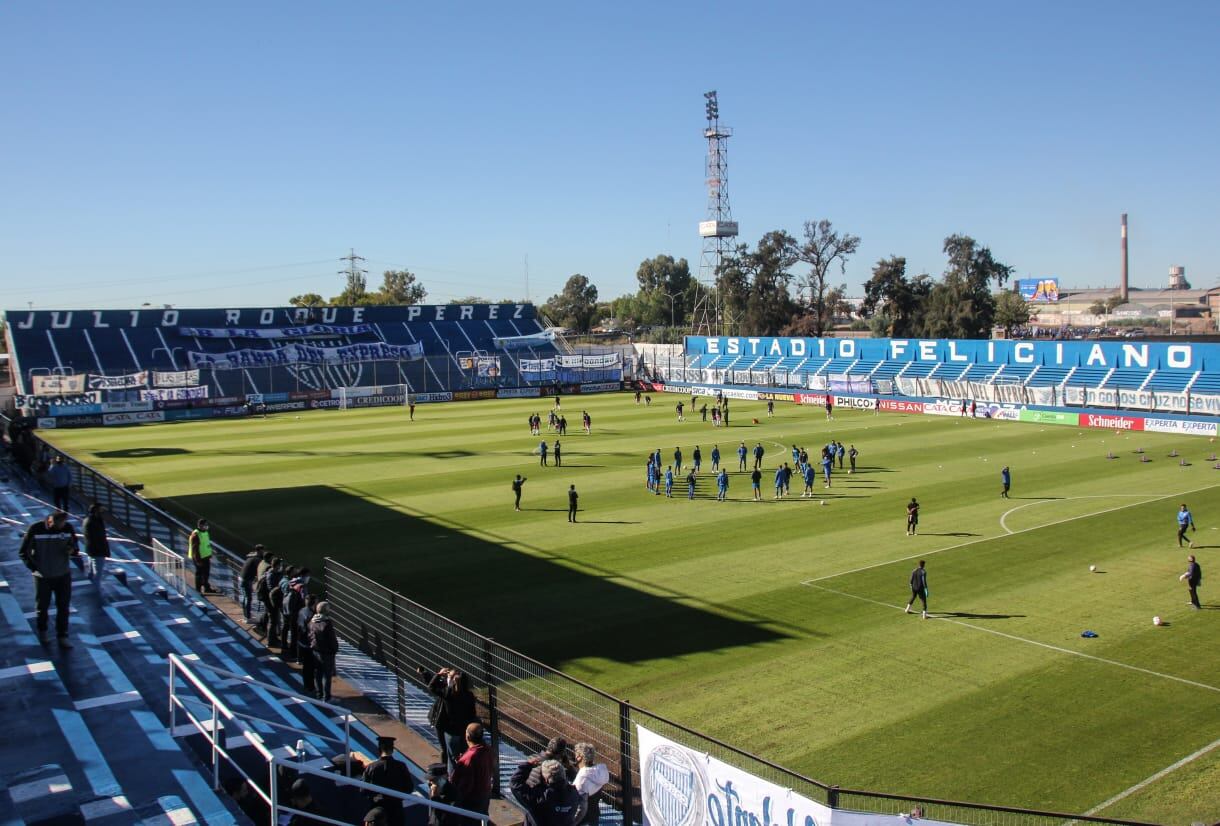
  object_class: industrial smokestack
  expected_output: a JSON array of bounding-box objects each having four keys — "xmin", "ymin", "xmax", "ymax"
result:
[{"xmin": 1120, "ymin": 213, "xmax": 1129, "ymax": 301}]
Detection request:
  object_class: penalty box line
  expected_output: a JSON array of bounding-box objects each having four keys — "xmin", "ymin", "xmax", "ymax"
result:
[
  {"xmin": 800, "ymin": 481, "xmax": 1220, "ymax": 587},
  {"xmin": 802, "ymin": 582, "xmax": 1220, "ymax": 695}
]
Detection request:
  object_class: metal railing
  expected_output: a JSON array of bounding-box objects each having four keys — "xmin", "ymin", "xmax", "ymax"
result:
[
  {"xmin": 322, "ymin": 559, "xmax": 1158, "ymax": 826},
  {"xmin": 152, "ymin": 538, "xmax": 187, "ymax": 597},
  {"xmin": 168, "ymin": 654, "xmax": 491, "ymax": 826},
  {"xmin": 33, "ymin": 429, "xmax": 1158, "ymax": 826}
]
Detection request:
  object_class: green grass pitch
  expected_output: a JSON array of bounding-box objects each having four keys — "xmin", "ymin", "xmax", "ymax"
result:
[{"xmin": 42, "ymin": 394, "xmax": 1220, "ymax": 822}]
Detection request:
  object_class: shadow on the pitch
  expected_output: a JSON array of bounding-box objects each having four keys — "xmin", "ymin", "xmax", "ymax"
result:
[
  {"xmin": 937, "ymin": 611, "xmax": 1025, "ymax": 620},
  {"xmin": 155, "ymin": 484, "xmax": 792, "ymax": 665},
  {"xmin": 1010, "ymin": 496, "xmax": 1064, "ymax": 501},
  {"xmin": 578, "ymin": 520, "xmax": 642, "ymax": 525},
  {"xmin": 920, "ymin": 532, "xmax": 981, "ymax": 537},
  {"xmin": 95, "ymin": 447, "xmax": 192, "ymax": 459}
]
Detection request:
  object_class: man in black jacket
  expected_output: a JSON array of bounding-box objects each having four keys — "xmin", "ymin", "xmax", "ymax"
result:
[
  {"xmin": 363, "ymin": 737, "xmax": 412, "ymax": 826},
  {"xmin": 239, "ymin": 545, "xmax": 264, "ymax": 622},
  {"xmin": 19, "ymin": 511, "xmax": 80, "ymax": 647},
  {"xmin": 1182, "ymin": 555, "xmax": 1203, "ymax": 609},
  {"xmin": 511, "ymin": 757, "xmax": 584, "ymax": 826},
  {"xmin": 82, "ymin": 503, "xmax": 110, "ymax": 587},
  {"xmin": 308, "ymin": 601, "xmax": 338, "ymax": 702}
]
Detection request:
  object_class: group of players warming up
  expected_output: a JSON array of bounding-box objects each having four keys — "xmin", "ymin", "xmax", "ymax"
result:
[{"xmin": 505, "ymin": 391, "xmax": 1206, "ymax": 615}]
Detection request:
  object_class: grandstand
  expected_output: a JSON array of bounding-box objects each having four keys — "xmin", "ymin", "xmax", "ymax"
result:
[
  {"xmin": 671, "ymin": 335, "xmax": 1220, "ymax": 417},
  {"xmin": 3, "ymin": 305, "xmax": 624, "ymax": 423}
]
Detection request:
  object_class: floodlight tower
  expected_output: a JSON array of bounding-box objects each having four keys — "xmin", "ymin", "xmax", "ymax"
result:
[{"xmin": 691, "ymin": 90, "xmax": 738, "ymax": 336}]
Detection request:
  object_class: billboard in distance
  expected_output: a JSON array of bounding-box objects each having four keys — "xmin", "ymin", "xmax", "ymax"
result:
[{"xmin": 1018, "ymin": 278, "xmax": 1060, "ymax": 303}]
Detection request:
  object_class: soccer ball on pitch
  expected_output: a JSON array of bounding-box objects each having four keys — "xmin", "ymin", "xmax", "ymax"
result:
[
  {"xmin": 1152, "ymin": 616, "xmax": 1163, "ymax": 626},
  {"xmin": 1089, "ymin": 565, "xmax": 1096, "ymax": 572}
]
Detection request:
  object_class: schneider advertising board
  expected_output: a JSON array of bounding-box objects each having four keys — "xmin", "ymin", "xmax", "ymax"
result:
[{"xmin": 638, "ymin": 725, "xmax": 963, "ymax": 826}]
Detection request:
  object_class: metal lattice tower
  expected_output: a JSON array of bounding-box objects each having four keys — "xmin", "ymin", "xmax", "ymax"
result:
[{"xmin": 691, "ymin": 90, "xmax": 738, "ymax": 337}]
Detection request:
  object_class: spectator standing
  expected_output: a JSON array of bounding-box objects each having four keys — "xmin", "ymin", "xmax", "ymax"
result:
[
  {"xmin": 363, "ymin": 736, "xmax": 413, "ymax": 826},
  {"xmin": 573, "ymin": 743, "xmax": 609, "ymax": 826},
  {"xmin": 254, "ymin": 553, "xmax": 277, "ymax": 632},
  {"xmin": 265, "ymin": 559, "xmax": 287, "ymax": 647},
  {"xmin": 568, "ymin": 485, "xmax": 579, "ymax": 523},
  {"xmin": 424, "ymin": 668, "xmax": 480, "ymax": 770},
  {"xmin": 239, "ymin": 544, "xmax": 264, "ymax": 623},
  {"xmin": 188, "ymin": 518, "xmax": 215, "ymax": 595},
  {"xmin": 19, "ymin": 511, "xmax": 80, "ymax": 647},
  {"xmin": 451, "ymin": 723, "xmax": 494, "ymax": 825},
  {"xmin": 48, "ymin": 457, "xmax": 72, "ymax": 512},
  {"xmin": 298, "ymin": 594, "xmax": 319, "ymax": 694},
  {"xmin": 82, "ymin": 503, "xmax": 110, "ymax": 587},
  {"xmin": 308, "ymin": 600, "xmax": 338, "ymax": 702},
  {"xmin": 280, "ymin": 568, "xmax": 310, "ymax": 662}
]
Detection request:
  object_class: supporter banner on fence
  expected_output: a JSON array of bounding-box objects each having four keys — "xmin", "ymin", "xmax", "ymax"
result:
[
  {"xmin": 153, "ymin": 369, "xmax": 200, "ymax": 387},
  {"xmin": 140, "ymin": 386, "xmax": 209, "ymax": 401},
  {"xmin": 879, "ymin": 399, "xmax": 923, "ymax": 413},
  {"xmin": 828, "ymin": 377, "xmax": 871, "ymax": 394},
  {"xmin": 1145, "ymin": 417, "xmax": 1219, "ymax": 436},
  {"xmin": 637, "ymin": 725, "xmax": 962, "ymax": 826},
  {"xmin": 177, "ymin": 323, "xmax": 373, "ymax": 338},
  {"xmin": 557, "ymin": 355, "xmax": 585, "ymax": 368},
  {"xmin": 1153, "ymin": 391, "xmax": 1189, "ymax": 413},
  {"xmin": 477, "ymin": 357, "xmax": 501, "ymax": 378},
  {"xmin": 16, "ymin": 393, "xmax": 101, "ymax": 409},
  {"xmin": 1085, "ymin": 387, "xmax": 1117, "ymax": 408},
  {"xmin": 895, "ymin": 377, "xmax": 917, "ymax": 397},
  {"xmin": 582, "ymin": 352, "xmax": 622, "ymax": 368},
  {"xmin": 1082, "ymin": 412, "xmax": 1144, "ymax": 431},
  {"xmin": 1063, "ymin": 386, "xmax": 1084, "ymax": 405},
  {"xmin": 188, "ymin": 341, "xmax": 424, "ymax": 369},
  {"xmin": 1191, "ymin": 394, "xmax": 1220, "ymax": 415},
  {"xmin": 31, "ymin": 374, "xmax": 86, "ymax": 395},
  {"xmin": 807, "ymin": 375, "xmax": 829, "ymax": 391},
  {"xmin": 1028, "ymin": 386, "xmax": 1056, "ymax": 406},
  {"xmin": 88, "ymin": 371, "xmax": 148, "ymax": 390},
  {"xmin": 521, "ymin": 358, "xmax": 556, "ymax": 372},
  {"xmin": 493, "ymin": 332, "xmax": 554, "ymax": 350},
  {"xmin": 1117, "ymin": 389, "xmax": 1154, "ymax": 410}
]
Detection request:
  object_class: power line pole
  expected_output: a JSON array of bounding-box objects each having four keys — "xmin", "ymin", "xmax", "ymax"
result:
[{"xmin": 339, "ymin": 248, "xmax": 368, "ymax": 301}]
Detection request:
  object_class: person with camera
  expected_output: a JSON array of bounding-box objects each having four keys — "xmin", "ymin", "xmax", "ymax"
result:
[{"xmin": 419, "ymin": 666, "xmax": 479, "ymax": 769}]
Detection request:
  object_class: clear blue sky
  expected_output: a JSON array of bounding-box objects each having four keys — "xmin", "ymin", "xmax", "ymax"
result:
[{"xmin": 2, "ymin": 1, "xmax": 1217, "ymax": 310}]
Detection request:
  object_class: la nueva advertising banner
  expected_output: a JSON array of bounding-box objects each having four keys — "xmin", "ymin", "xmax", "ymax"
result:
[{"xmin": 637, "ymin": 725, "xmax": 961, "ymax": 826}]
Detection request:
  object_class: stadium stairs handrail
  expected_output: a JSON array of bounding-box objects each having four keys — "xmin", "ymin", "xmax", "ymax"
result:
[{"xmin": 168, "ymin": 653, "xmax": 494, "ymax": 826}]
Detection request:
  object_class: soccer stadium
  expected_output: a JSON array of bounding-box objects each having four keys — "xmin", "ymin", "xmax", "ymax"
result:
[{"xmin": 3, "ymin": 304, "xmax": 1219, "ymax": 826}]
